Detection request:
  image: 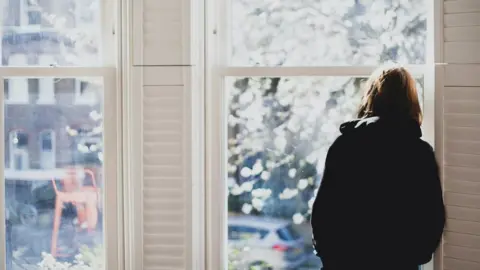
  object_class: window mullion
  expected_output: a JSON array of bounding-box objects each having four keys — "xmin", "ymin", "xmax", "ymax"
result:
[{"xmin": 0, "ymin": 67, "xmax": 115, "ymax": 77}]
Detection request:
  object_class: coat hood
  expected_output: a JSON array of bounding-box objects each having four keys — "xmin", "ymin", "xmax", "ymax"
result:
[{"xmin": 339, "ymin": 116, "xmax": 422, "ymax": 138}]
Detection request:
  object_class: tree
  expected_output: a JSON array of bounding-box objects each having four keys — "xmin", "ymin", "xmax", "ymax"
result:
[
  {"xmin": 34, "ymin": 0, "xmax": 105, "ymax": 164},
  {"xmin": 227, "ymin": 0, "xmax": 426, "ymax": 223}
]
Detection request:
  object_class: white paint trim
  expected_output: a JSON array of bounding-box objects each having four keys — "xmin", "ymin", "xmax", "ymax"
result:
[
  {"xmin": 101, "ymin": 0, "xmax": 117, "ymax": 67},
  {"xmin": 182, "ymin": 0, "xmax": 193, "ymax": 65},
  {"xmin": 116, "ymin": 1, "xmax": 126, "ymax": 270},
  {"xmin": 119, "ymin": 0, "xmax": 143, "ymax": 268},
  {"xmin": 205, "ymin": 74, "xmax": 227, "ymax": 270},
  {"xmin": 0, "ymin": 77, "xmax": 5, "ymax": 270},
  {"xmin": 221, "ymin": 66, "xmax": 428, "ymax": 77},
  {"xmin": 0, "ymin": 67, "xmax": 115, "ymax": 77},
  {"xmin": 432, "ymin": 1, "xmax": 444, "ymax": 270},
  {"xmin": 189, "ymin": 0, "xmax": 206, "ymax": 268},
  {"xmin": 131, "ymin": 0, "xmax": 144, "ymax": 66},
  {"xmin": 205, "ymin": 0, "xmax": 228, "ymax": 268},
  {"xmin": 103, "ymin": 69, "xmax": 121, "ymax": 270},
  {"xmin": 125, "ymin": 66, "xmax": 144, "ymax": 270}
]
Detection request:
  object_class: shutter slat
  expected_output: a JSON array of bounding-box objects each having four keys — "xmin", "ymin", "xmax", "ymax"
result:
[
  {"xmin": 445, "ymin": 26, "xmax": 480, "ymax": 41},
  {"xmin": 446, "ymin": 127, "xmax": 480, "ymax": 142},
  {"xmin": 445, "ymin": 1, "xmax": 480, "ymax": 14},
  {"xmin": 144, "ymin": 143, "xmax": 183, "ymax": 155},
  {"xmin": 445, "ymin": 42, "xmax": 480, "ymax": 63},
  {"xmin": 445, "ymin": 13, "xmax": 480, "ymax": 27},
  {"xmin": 445, "ymin": 153, "xmax": 480, "ymax": 168},
  {"xmin": 447, "ymin": 206, "xmax": 480, "ymax": 223},
  {"xmin": 445, "ymin": 166, "xmax": 480, "ymax": 183},
  {"xmin": 445, "ymin": 114, "xmax": 480, "ymax": 128}
]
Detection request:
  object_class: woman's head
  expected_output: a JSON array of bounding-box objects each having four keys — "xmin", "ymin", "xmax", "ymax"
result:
[{"xmin": 357, "ymin": 66, "xmax": 422, "ymax": 125}]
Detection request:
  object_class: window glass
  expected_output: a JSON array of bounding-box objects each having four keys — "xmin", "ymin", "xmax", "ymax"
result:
[
  {"xmin": 4, "ymin": 77, "xmax": 105, "ymax": 270},
  {"xmin": 226, "ymin": 76, "xmax": 424, "ymax": 269},
  {"xmin": 231, "ymin": 0, "xmax": 426, "ymax": 66},
  {"xmin": 2, "ymin": 0, "xmax": 102, "ymax": 66}
]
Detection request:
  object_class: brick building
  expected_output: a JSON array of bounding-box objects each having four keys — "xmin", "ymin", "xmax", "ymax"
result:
[{"xmin": 2, "ymin": 0, "xmax": 102, "ymax": 174}]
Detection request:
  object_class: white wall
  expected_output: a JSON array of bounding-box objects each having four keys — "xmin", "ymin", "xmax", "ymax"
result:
[{"xmin": 442, "ymin": 1, "xmax": 480, "ymax": 270}]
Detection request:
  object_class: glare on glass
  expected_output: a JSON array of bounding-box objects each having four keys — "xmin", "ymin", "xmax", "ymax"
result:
[
  {"xmin": 1, "ymin": 0, "xmax": 102, "ymax": 66},
  {"xmin": 226, "ymin": 76, "xmax": 424, "ymax": 269},
  {"xmin": 230, "ymin": 0, "xmax": 427, "ymax": 66},
  {"xmin": 4, "ymin": 77, "xmax": 104, "ymax": 270}
]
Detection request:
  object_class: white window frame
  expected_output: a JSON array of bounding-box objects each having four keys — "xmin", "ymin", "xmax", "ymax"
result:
[
  {"xmin": 0, "ymin": 67, "xmax": 119, "ymax": 270},
  {"xmin": 39, "ymin": 129, "xmax": 56, "ymax": 169},
  {"xmin": 0, "ymin": 0, "xmax": 122, "ymax": 269},
  {"xmin": 204, "ymin": 0, "xmax": 442, "ymax": 270}
]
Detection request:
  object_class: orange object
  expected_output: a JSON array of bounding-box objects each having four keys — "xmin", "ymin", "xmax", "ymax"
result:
[{"xmin": 50, "ymin": 167, "xmax": 99, "ymax": 257}]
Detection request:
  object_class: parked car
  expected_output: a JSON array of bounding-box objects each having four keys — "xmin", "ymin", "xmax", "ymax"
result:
[{"xmin": 228, "ymin": 215, "xmax": 308, "ymax": 269}]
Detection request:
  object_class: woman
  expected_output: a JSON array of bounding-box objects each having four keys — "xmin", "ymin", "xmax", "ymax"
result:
[{"xmin": 311, "ymin": 66, "xmax": 445, "ymax": 270}]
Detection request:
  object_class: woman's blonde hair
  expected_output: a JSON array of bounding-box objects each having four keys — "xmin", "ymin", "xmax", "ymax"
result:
[{"xmin": 357, "ymin": 66, "xmax": 422, "ymax": 125}]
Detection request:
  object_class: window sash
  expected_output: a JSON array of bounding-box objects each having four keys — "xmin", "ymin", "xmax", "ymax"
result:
[
  {"xmin": 206, "ymin": 72, "xmax": 436, "ymax": 270},
  {"xmin": 206, "ymin": 4, "xmax": 437, "ymax": 268},
  {"xmin": 0, "ymin": 66, "xmax": 120, "ymax": 270}
]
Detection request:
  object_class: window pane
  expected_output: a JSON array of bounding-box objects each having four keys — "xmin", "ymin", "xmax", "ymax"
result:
[
  {"xmin": 226, "ymin": 76, "xmax": 424, "ymax": 269},
  {"xmin": 2, "ymin": 0, "xmax": 102, "ymax": 66},
  {"xmin": 231, "ymin": 0, "xmax": 426, "ymax": 66},
  {"xmin": 4, "ymin": 77, "xmax": 104, "ymax": 269}
]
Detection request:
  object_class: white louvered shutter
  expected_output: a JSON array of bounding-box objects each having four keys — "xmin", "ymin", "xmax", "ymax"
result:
[
  {"xmin": 142, "ymin": 74, "xmax": 191, "ymax": 270},
  {"xmin": 128, "ymin": 0, "xmax": 198, "ymax": 268},
  {"xmin": 442, "ymin": 1, "xmax": 480, "ymax": 269}
]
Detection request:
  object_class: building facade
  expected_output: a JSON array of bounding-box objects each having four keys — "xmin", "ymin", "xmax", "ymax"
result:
[{"xmin": 2, "ymin": 0, "xmax": 102, "ymax": 175}]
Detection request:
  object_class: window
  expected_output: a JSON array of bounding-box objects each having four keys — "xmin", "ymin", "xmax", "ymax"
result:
[
  {"xmin": 1, "ymin": 0, "xmax": 119, "ymax": 269},
  {"xmin": 27, "ymin": 78, "xmax": 39, "ymax": 103},
  {"xmin": 4, "ymin": 80, "xmax": 9, "ymax": 101},
  {"xmin": 75, "ymin": 79, "xmax": 99, "ymax": 105},
  {"xmin": 39, "ymin": 130, "xmax": 55, "ymax": 169},
  {"xmin": 206, "ymin": 0, "xmax": 435, "ymax": 269},
  {"xmin": 20, "ymin": 0, "xmax": 42, "ymax": 27},
  {"xmin": 9, "ymin": 130, "xmax": 29, "ymax": 170}
]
